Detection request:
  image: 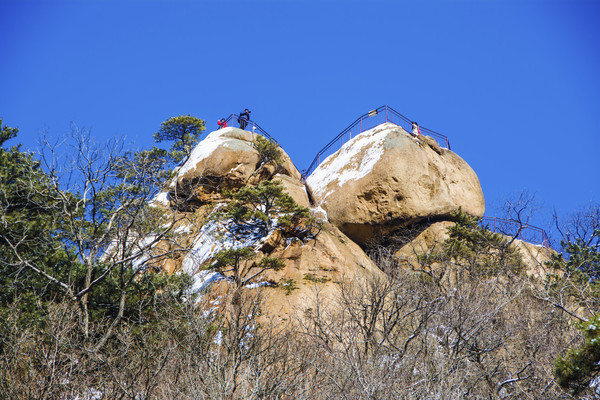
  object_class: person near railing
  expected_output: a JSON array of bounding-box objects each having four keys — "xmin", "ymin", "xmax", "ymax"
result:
[
  {"xmin": 217, "ymin": 118, "xmax": 227, "ymax": 129},
  {"xmin": 411, "ymin": 121, "xmax": 421, "ymax": 137},
  {"xmin": 238, "ymin": 108, "xmax": 251, "ymax": 130}
]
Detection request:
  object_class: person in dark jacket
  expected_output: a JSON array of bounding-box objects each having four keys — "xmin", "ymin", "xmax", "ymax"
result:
[{"xmin": 238, "ymin": 109, "xmax": 251, "ymax": 130}]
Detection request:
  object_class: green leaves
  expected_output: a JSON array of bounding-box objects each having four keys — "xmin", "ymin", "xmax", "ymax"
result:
[
  {"xmin": 442, "ymin": 211, "xmax": 524, "ymax": 276},
  {"xmin": 560, "ymin": 229, "xmax": 600, "ymax": 278},
  {"xmin": 0, "ymin": 119, "xmax": 18, "ymax": 146},
  {"xmin": 551, "ymin": 222, "xmax": 600, "ymax": 393},
  {"xmin": 212, "ymin": 247, "xmax": 255, "ymax": 274},
  {"xmin": 207, "ymin": 180, "xmax": 309, "ymax": 288},
  {"xmin": 153, "ymin": 115, "xmax": 205, "ymax": 163},
  {"xmin": 0, "ymin": 120, "xmax": 72, "ymax": 318},
  {"xmin": 555, "ymin": 314, "xmax": 600, "ymax": 393},
  {"xmin": 218, "ymin": 180, "xmax": 309, "ymax": 238},
  {"xmin": 251, "ymin": 135, "xmax": 282, "ymax": 165},
  {"xmin": 209, "ymin": 247, "xmax": 285, "ymax": 289}
]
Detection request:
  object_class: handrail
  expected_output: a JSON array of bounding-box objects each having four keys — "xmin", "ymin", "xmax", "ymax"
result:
[
  {"xmin": 302, "ymin": 105, "xmax": 450, "ymax": 179},
  {"xmin": 480, "ymin": 216, "xmax": 551, "ymax": 248},
  {"xmin": 223, "ymin": 114, "xmax": 279, "ymax": 144}
]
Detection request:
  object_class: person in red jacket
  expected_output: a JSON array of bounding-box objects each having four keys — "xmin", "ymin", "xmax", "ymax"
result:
[{"xmin": 217, "ymin": 118, "xmax": 227, "ymax": 129}]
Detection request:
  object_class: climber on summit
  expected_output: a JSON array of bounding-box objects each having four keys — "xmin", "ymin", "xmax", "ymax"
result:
[
  {"xmin": 217, "ymin": 118, "xmax": 227, "ymax": 129},
  {"xmin": 238, "ymin": 109, "xmax": 251, "ymax": 130},
  {"xmin": 411, "ymin": 121, "xmax": 421, "ymax": 137}
]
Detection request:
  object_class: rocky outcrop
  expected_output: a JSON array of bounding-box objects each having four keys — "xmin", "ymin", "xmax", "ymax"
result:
[
  {"xmin": 258, "ymin": 222, "xmax": 382, "ymax": 316},
  {"xmin": 394, "ymin": 221, "xmax": 557, "ymax": 281},
  {"xmin": 306, "ymin": 123, "xmax": 485, "ymax": 246},
  {"xmin": 162, "ymin": 127, "xmax": 302, "ymax": 208},
  {"xmin": 150, "ymin": 123, "xmax": 554, "ymax": 321},
  {"xmin": 272, "ymin": 173, "xmax": 310, "ymax": 208},
  {"xmin": 394, "ymin": 221, "xmax": 454, "ymax": 268}
]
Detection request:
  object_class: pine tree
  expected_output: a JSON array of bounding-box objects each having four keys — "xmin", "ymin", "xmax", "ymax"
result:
[
  {"xmin": 153, "ymin": 115, "xmax": 205, "ymax": 163},
  {"xmin": 217, "ymin": 179, "xmax": 310, "ymax": 238},
  {"xmin": 552, "ymin": 226, "xmax": 600, "ymax": 394},
  {"xmin": 0, "ymin": 119, "xmax": 71, "ymax": 323},
  {"xmin": 0, "ymin": 120, "xmax": 191, "ymax": 347}
]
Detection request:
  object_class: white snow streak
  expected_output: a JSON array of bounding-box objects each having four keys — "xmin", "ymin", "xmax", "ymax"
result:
[
  {"xmin": 176, "ymin": 127, "xmax": 238, "ymax": 178},
  {"xmin": 150, "ymin": 191, "xmax": 169, "ymax": 206},
  {"xmin": 181, "ymin": 205, "xmax": 279, "ymax": 295},
  {"xmin": 306, "ymin": 122, "xmax": 393, "ymax": 199}
]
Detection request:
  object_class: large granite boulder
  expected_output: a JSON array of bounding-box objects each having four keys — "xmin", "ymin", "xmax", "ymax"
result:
[
  {"xmin": 258, "ymin": 222, "xmax": 383, "ymax": 317},
  {"xmin": 306, "ymin": 123, "xmax": 485, "ymax": 245},
  {"xmin": 160, "ymin": 127, "xmax": 302, "ymax": 208},
  {"xmin": 394, "ymin": 221, "xmax": 558, "ymax": 282}
]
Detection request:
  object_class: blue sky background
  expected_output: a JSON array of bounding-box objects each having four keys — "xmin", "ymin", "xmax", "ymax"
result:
[{"xmin": 1, "ymin": 0, "xmax": 599, "ymax": 242}]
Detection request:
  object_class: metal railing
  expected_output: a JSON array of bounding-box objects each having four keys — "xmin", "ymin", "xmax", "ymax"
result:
[
  {"xmin": 223, "ymin": 114, "xmax": 278, "ymax": 144},
  {"xmin": 302, "ymin": 105, "xmax": 449, "ymax": 179},
  {"xmin": 480, "ymin": 216, "xmax": 551, "ymax": 248}
]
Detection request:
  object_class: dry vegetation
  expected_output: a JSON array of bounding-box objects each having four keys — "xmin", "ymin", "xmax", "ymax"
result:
[
  {"xmin": 0, "ymin": 231, "xmax": 590, "ymax": 399},
  {"xmin": 2, "ymin": 120, "xmax": 598, "ymax": 399}
]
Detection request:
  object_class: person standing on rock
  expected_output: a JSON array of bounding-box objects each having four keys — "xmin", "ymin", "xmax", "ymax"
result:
[
  {"xmin": 411, "ymin": 121, "xmax": 421, "ymax": 137},
  {"xmin": 217, "ymin": 118, "xmax": 227, "ymax": 129},
  {"xmin": 238, "ymin": 109, "xmax": 251, "ymax": 130}
]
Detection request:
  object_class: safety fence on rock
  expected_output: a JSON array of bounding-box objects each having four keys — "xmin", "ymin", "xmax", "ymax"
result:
[
  {"xmin": 302, "ymin": 105, "xmax": 450, "ymax": 180},
  {"xmin": 480, "ymin": 216, "xmax": 551, "ymax": 248},
  {"xmin": 223, "ymin": 114, "xmax": 278, "ymax": 144}
]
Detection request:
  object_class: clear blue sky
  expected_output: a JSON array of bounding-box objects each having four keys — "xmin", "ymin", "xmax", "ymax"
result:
[{"xmin": 1, "ymin": 0, "xmax": 599, "ymax": 237}]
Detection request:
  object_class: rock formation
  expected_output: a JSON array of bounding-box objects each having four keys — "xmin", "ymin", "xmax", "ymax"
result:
[
  {"xmin": 154, "ymin": 127, "xmax": 302, "ymax": 209},
  {"xmin": 150, "ymin": 122, "xmax": 552, "ymax": 320},
  {"xmin": 306, "ymin": 123, "xmax": 485, "ymax": 246},
  {"xmin": 394, "ymin": 220, "xmax": 557, "ymax": 281}
]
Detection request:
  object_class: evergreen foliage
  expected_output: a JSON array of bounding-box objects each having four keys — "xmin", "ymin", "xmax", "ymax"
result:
[
  {"xmin": 0, "ymin": 119, "xmax": 191, "ymax": 346},
  {"xmin": 553, "ymin": 229, "xmax": 600, "ymax": 279},
  {"xmin": 0, "ymin": 119, "xmax": 72, "ymax": 323},
  {"xmin": 552, "ymin": 227, "xmax": 600, "ymax": 393},
  {"xmin": 555, "ymin": 315, "xmax": 600, "ymax": 394},
  {"xmin": 217, "ymin": 179, "xmax": 310, "ymax": 238},
  {"xmin": 153, "ymin": 115, "xmax": 205, "ymax": 163},
  {"xmin": 208, "ymin": 179, "xmax": 310, "ymax": 289},
  {"xmin": 211, "ymin": 247, "xmax": 284, "ymax": 289},
  {"xmin": 251, "ymin": 135, "xmax": 282, "ymax": 166},
  {"xmin": 442, "ymin": 211, "xmax": 524, "ymax": 276}
]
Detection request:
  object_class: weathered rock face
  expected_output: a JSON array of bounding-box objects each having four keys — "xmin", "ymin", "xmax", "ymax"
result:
[
  {"xmin": 165, "ymin": 127, "xmax": 302, "ymax": 208},
  {"xmin": 394, "ymin": 221, "xmax": 558, "ymax": 281},
  {"xmin": 258, "ymin": 222, "xmax": 382, "ymax": 317},
  {"xmin": 394, "ymin": 221, "xmax": 454, "ymax": 268},
  {"xmin": 306, "ymin": 123, "xmax": 485, "ymax": 246},
  {"xmin": 149, "ymin": 124, "xmax": 555, "ymax": 322},
  {"xmin": 513, "ymin": 240, "xmax": 557, "ymax": 280}
]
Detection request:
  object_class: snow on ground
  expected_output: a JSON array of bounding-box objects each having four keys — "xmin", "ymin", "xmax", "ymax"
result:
[
  {"xmin": 131, "ymin": 235, "xmax": 158, "ymax": 270},
  {"xmin": 310, "ymin": 204, "xmax": 328, "ymax": 222},
  {"xmin": 174, "ymin": 224, "xmax": 192, "ymax": 234},
  {"xmin": 150, "ymin": 190, "xmax": 170, "ymax": 206},
  {"xmin": 181, "ymin": 220, "xmax": 226, "ymax": 277},
  {"xmin": 176, "ymin": 127, "xmax": 237, "ymax": 178},
  {"xmin": 181, "ymin": 206, "xmax": 279, "ymax": 295},
  {"xmin": 306, "ymin": 122, "xmax": 394, "ymax": 199},
  {"xmin": 245, "ymin": 281, "xmax": 270, "ymax": 289}
]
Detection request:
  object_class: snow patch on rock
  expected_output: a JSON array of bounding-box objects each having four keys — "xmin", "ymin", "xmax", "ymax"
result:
[
  {"xmin": 177, "ymin": 127, "xmax": 238, "ymax": 178},
  {"xmin": 181, "ymin": 205, "xmax": 279, "ymax": 294},
  {"xmin": 150, "ymin": 191, "xmax": 170, "ymax": 206},
  {"xmin": 306, "ymin": 123, "xmax": 392, "ymax": 200}
]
